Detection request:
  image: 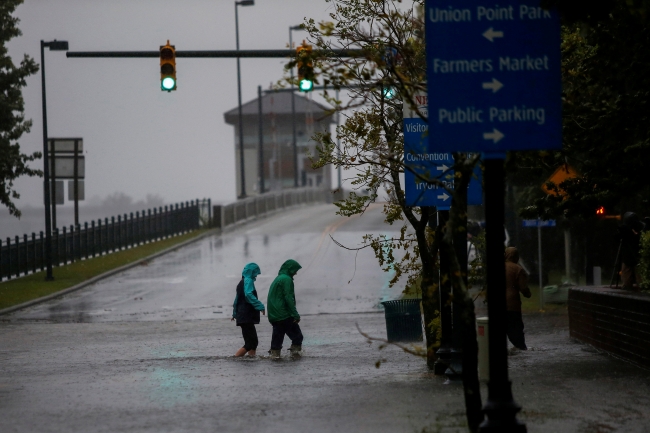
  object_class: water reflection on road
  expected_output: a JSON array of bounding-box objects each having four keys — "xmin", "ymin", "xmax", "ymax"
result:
[{"xmin": 12, "ymin": 203, "xmax": 406, "ymax": 323}]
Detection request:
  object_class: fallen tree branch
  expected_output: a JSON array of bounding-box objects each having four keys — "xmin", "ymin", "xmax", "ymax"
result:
[{"xmin": 355, "ymin": 322, "xmax": 426, "ymax": 358}]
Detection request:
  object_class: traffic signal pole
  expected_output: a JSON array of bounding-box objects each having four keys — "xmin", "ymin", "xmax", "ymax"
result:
[
  {"xmin": 66, "ymin": 49, "xmax": 364, "ymax": 59},
  {"xmin": 65, "ymin": 48, "xmax": 363, "ymax": 198}
]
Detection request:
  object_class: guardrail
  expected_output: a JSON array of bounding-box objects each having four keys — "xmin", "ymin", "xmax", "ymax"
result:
[{"xmin": 213, "ymin": 188, "xmax": 331, "ymax": 229}]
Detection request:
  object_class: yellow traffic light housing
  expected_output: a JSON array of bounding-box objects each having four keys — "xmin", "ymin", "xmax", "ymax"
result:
[
  {"xmin": 296, "ymin": 41, "xmax": 314, "ymax": 92},
  {"xmin": 160, "ymin": 40, "xmax": 176, "ymax": 92}
]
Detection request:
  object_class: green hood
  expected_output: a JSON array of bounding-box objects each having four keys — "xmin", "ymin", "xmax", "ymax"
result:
[
  {"xmin": 267, "ymin": 259, "xmax": 302, "ymax": 322},
  {"xmin": 278, "ymin": 259, "xmax": 301, "ymax": 278}
]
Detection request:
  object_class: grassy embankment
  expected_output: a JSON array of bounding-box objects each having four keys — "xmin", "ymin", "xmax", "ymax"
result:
[{"xmin": 0, "ymin": 229, "xmax": 208, "ymax": 310}]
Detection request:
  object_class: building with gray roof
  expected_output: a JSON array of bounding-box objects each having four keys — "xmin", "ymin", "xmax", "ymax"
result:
[{"xmin": 224, "ymin": 90, "xmax": 334, "ymax": 196}]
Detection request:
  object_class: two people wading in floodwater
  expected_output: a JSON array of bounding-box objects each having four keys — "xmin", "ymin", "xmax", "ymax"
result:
[{"xmin": 231, "ymin": 260, "xmax": 304, "ymax": 359}]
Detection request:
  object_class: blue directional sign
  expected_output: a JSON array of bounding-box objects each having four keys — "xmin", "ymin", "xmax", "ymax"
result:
[
  {"xmin": 425, "ymin": 0, "xmax": 561, "ymax": 152},
  {"xmin": 404, "ymin": 93, "xmax": 483, "ymax": 207},
  {"xmin": 522, "ymin": 219, "xmax": 556, "ymax": 227}
]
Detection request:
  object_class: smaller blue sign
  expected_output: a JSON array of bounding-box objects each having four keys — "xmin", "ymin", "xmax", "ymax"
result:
[
  {"xmin": 404, "ymin": 119, "xmax": 483, "ymax": 208},
  {"xmin": 404, "ymin": 118, "xmax": 454, "ymax": 208},
  {"xmin": 522, "ymin": 219, "xmax": 556, "ymax": 227}
]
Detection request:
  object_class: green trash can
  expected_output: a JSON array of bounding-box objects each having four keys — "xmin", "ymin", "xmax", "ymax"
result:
[
  {"xmin": 543, "ymin": 284, "xmax": 570, "ymax": 304},
  {"xmin": 380, "ymin": 299, "xmax": 423, "ymax": 342}
]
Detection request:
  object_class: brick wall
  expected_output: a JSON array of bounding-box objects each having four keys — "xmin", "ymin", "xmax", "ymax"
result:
[{"xmin": 568, "ymin": 286, "xmax": 650, "ymax": 366}]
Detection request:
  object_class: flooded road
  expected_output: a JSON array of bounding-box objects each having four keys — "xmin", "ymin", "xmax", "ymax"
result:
[
  {"xmin": 2, "ymin": 203, "xmax": 650, "ymax": 432},
  {"xmin": 9, "ymin": 203, "xmax": 404, "ymax": 323}
]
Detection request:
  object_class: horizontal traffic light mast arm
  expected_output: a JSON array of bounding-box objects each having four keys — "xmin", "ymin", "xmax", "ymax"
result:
[{"xmin": 66, "ymin": 49, "xmax": 365, "ymax": 58}]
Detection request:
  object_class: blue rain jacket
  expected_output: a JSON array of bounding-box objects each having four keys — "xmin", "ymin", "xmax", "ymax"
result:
[{"xmin": 232, "ymin": 263, "xmax": 265, "ymax": 325}]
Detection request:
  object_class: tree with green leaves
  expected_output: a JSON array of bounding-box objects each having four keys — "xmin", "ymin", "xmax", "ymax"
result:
[
  {"xmin": 0, "ymin": 0, "xmax": 40, "ymax": 218},
  {"xmin": 295, "ymin": 1, "xmax": 483, "ymax": 430},
  {"xmin": 516, "ymin": 2, "xmax": 650, "ymax": 220}
]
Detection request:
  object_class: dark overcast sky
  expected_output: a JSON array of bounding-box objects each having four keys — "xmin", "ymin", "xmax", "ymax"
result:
[{"xmin": 8, "ymin": 0, "xmax": 337, "ymax": 207}]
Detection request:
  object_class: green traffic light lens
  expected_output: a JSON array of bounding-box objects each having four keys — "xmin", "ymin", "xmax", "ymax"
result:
[
  {"xmin": 299, "ymin": 79, "xmax": 314, "ymax": 92},
  {"xmin": 161, "ymin": 77, "xmax": 176, "ymax": 90},
  {"xmin": 383, "ymin": 86, "xmax": 396, "ymax": 99}
]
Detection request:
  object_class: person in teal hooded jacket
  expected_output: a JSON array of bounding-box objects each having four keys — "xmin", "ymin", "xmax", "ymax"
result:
[
  {"xmin": 231, "ymin": 263, "xmax": 265, "ymax": 357},
  {"xmin": 267, "ymin": 259, "xmax": 303, "ymax": 359}
]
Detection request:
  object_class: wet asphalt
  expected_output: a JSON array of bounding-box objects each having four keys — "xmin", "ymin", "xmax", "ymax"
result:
[
  {"xmin": 10, "ymin": 203, "xmax": 401, "ymax": 323},
  {"xmin": 1, "ymin": 203, "xmax": 650, "ymax": 432}
]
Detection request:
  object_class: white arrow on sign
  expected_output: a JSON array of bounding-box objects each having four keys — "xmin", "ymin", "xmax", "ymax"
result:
[
  {"xmin": 437, "ymin": 192, "xmax": 450, "ymax": 201},
  {"xmin": 483, "ymin": 27, "xmax": 504, "ymax": 42},
  {"xmin": 482, "ymin": 78, "xmax": 504, "ymax": 93},
  {"xmin": 483, "ymin": 129, "xmax": 505, "ymax": 143},
  {"xmin": 436, "ymin": 164, "xmax": 450, "ymax": 172}
]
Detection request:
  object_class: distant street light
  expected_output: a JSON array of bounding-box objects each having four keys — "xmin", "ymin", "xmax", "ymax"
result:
[
  {"xmin": 289, "ymin": 24, "xmax": 305, "ymax": 188},
  {"xmin": 40, "ymin": 39, "xmax": 69, "ymax": 281},
  {"xmin": 235, "ymin": 0, "xmax": 255, "ymax": 198}
]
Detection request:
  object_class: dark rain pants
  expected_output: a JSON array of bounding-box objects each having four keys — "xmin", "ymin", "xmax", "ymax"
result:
[
  {"xmin": 270, "ymin": 317, "xmax": 303, "ymax": 350},
  {"xmin": 506, "ymin": 311, "xmax": 527, "ymax": 350},
  {"xmin": 240, "ymin": 324, "xmax": 258, "ymax": 351}
]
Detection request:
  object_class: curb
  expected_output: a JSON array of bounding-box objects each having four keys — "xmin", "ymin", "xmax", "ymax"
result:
[{"xmin": 0, "ymin": 228, "xmax": 219, "ymax": 316}]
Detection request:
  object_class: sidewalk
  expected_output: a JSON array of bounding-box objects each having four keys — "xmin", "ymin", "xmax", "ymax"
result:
[
  {"xmin": 1, "ymin": 308, "xmax": 649, "ymax": 432},
  {"xmin": 508, "ymin": 309, "xmax": 650, "ymax": 432}
]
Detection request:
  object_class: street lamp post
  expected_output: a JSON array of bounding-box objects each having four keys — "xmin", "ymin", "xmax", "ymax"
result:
[
  {"xmin": 335, "ymin": 89, "xmax": 342, "ymax": 190},
  {"xmin": 40, "ymin": 39, "xmax": 69, "ymax": 281},
  {"xmin": 289, "ymin": 24, "xmax": 304, "ymax": 188},
  {"xmin": 257, "ymin": 84, "xmax": 265, "ymax": 194},
  {"xmin": 235, "ymin": 0, "xmax": 254, "ymax": 199}
]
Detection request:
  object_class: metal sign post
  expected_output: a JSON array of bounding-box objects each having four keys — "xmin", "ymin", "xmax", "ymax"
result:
[
  {"xmin": 425, "ymin": 1, "xmax": 561, "ymax": 430},
  {"xmin": 49, "ymin": 138, "xmax": 85, "ymax": 226},
  {"xmin": 522, "ymin": 219, "xmax": 556, "ymax": 309},
  {"xmin": 538, "ymin": 224, "xmax": 542, "ymax": 307},
  {"xmin": 50, "ymin": 140, "xmax": 57, "ymax": 230},
  {"xmin": 73, "ymin": 139, "xmax": 80, "ymax": 225}
]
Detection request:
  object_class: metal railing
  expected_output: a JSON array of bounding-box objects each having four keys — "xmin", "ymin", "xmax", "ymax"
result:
[
  {"xmin": 0, "ymin": 200, "xmax": 203, "ymax": 281},
  {"xmin": 213, "ymin": 188, "xmax": 331, "ymax": 229},
  {"xmin": 0, "ymin": 188, "xmax": 331, "ymax": 281}
]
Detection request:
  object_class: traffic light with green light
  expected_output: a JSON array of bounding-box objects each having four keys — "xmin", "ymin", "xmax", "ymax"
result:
[
  {"xmin": 382, "ymin": 86, "xmax": 396, "ymax": 99},
  {"xmin": 160, "ymin": 41, "xmax": 177, "ymax": 92},
  {"xmin": 296, "ymin": 41, "xmax": 314, "ymax": 92}
]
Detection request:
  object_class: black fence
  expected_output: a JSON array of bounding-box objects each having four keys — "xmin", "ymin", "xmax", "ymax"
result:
[{"xmin": 0, "ymin": 199, "xmax": 208, "ymax": 281}]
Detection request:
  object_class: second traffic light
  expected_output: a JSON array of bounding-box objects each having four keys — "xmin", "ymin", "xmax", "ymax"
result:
[
  {"xmin": 160, "ymin": 40, "xmax": 176, "ymax": 92},
  {"xmin": 296, "ymin": 41, "xmax": 314, "ymax": 92}
]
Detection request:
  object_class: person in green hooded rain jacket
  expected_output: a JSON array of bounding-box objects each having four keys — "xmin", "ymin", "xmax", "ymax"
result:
[
  {"xmin": 267, "ymin": 259, "xmax": 303, "ymax": 358},
  {"xmin": 231, "ymin": 263, "xmax": 265, "ymax": 357}
]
